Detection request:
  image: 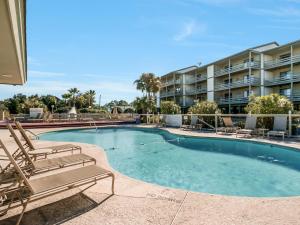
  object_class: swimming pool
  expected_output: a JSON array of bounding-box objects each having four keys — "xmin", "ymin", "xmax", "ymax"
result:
[{"xmin": 40, "ymin": 127, "xmax": 300, "ymax": 197}]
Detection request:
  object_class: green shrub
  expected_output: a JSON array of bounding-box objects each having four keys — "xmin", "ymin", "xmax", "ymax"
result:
[
  {"xmin": 245, "ymin": 94, "xmax": 294, "ymax": 129},
  {"xmin": 188, "ymin": 101, "xmax": 220, "ymax": 127},
  {"xmin": 160, "ymin": 101, "xmax": 181, "ymax": 114}
]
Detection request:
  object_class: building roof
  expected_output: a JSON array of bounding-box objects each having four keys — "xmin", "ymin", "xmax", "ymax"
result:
[{"xmin": 0, "ymin": 0, "xmax": 27, "ymax": 85}]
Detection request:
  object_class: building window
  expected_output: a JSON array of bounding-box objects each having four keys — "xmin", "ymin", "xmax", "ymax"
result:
[
  {"xmin": 280, "ymin": 88, "xmax": 291, "ymax": 97},
  {"xmin": 280, "ymin": 71, "xmax": 291, "ymax": 79},
  {"xmin": 244, "ymin": 90, "xmax": 253, "ymax": 98},
  {"xmin": 224, "ymin": 93, "xmax": 232, "ymax": 99},
  {"xmin": 224, "ymin": 78, "xmax": 232, "ymax": 84}
]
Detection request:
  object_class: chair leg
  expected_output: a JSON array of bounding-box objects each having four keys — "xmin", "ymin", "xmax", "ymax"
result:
[
  {"xmin": 111, "ymin": 174, "xmax": 115, "ymax": 195},
  {"xmin": 16, "ymin": 197, "xmax": 30, "ymax": 225}
]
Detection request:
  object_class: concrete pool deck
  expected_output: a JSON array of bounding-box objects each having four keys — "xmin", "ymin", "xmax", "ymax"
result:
[{"xmin": 1, "ymin": 125, "xmax": 300, "ymax": 225}]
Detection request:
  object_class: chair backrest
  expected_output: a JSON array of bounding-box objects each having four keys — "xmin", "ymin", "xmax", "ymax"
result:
[
  {"xmin": 0, "ymin": 139, "xmax": 34, "ymax": 193},
  {"xmin": 7, "ymin": 124, "xmax": 36, "ymax": 170},
  {"xmin": 15, "ymin": 122, "xmax": 36, "ymax": 150},
  {"xmin": 273, "ymin": 116, "xmax": 287, "ymax": 131},
  {"xmin": 191, "ymin": 116, "xmax": 198, "ymax": 125},
  {"xmin": 245, "ymin": 116, "xmax": 257, "ymax": 130},
  {"xmin": 222, "ymin": 117, "xmax": 233, "ymax": 127}
]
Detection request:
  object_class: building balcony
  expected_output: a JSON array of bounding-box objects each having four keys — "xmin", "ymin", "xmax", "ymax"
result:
[
  {"xmin": 185, "ymin": 75, "xmax": 207, "ymax": 85},
  {"xmin": 217, "ymin": 96, "xmax": 249, "ymax": 105},
  {"xmin": 214, "ymin": 61, "xmax": 260, "ymax": 77},
  {"xmin": 264, "ymin": 73, "xmax": 300, "ymax": 86},
  {"xmin": 282, "ymin": 92, "xmax": 300, "ymax": 102},
  {"xmin": 161, "ymin": 79, "xmax": 181, "ymax": 87},
  {"xmin": 214, "ymin": 77, "xmax": 260, "ymax": 91},
  {"xmin": 160, "ymin": 91, "xmax": 174, "ymax": 98},
  {"xmin": 264, "ymin": 54, "xmax": 300, "ymax": 70},
  {"xmin": 185, "ymin": 88, "xmax": 207, "ymax": 95}
]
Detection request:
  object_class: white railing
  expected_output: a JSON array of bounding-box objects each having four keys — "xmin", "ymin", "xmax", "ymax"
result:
[
  {"xmin": 161, "ymin": 79, "xmax": 181, "ymax": 87},
  {"xmin": 264, "ymin": 54, "xmax": 300, "ymax": 70},
  {"xmin": 160, "ymin": 91, "xmax": 175, "ymax": 97},
  {"xmin": 264, "ymin": 73, "xmax": 300, "ymax": 86},
  {"xmin": 216, "ymin": 96, "xmax": 249, "ymax": 104},
  {"xmin": 214, "ymin": 61, "xmax": 260, "ymax": 77},
  {"xmin": 185, "ymin": 88, "xmax": 207, "ymax": 95},
  {"xmin": 215, "ymin": 77, "xmax": 260, "ymax": 91}
]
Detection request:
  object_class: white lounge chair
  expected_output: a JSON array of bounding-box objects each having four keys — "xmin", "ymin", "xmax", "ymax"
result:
[
  {"xmin": 267, "ymin": 116, "xmax": 288, "ymax": 140},
  {"xmin": 236, "ymin": 116, "xmax": 257, "ymax": 137}
]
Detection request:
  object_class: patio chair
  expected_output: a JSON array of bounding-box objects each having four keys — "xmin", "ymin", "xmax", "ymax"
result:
[
  {"xmin": 6, "ymin": 124, "xmax": 96, "ymax": 175},
  {"xmin": 157, "ymin": 115, "xmax": 167, "ymax": 127},
  {"xmin": 267, "ymin": 116, "xmax": 288, "ymax": 140},
  {"xmin": 217, "ymin": 117, "xmax": 239, "ymax": 134},
  {"xmin": 181, "ymin": 115, "xmax": 201, "ymax": 130},
  {"xmin": 0, "ymin": 139, "xmax": 114, "ymax": 225},
  {"xmin": 15, "ymin": 121, "xmax": 82, "ymax": 156},
  {"xmin": 236, "ymin": 116, "xmax": 257, "ymax": 137}
]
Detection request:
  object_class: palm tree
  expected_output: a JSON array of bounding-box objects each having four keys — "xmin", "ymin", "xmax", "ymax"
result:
[
  {"xmin": 62, "ymin": 93, "xmax": 72, "ymax": 106},
  {"xmin": 85, "ymin": 90, "xmax": 96, "ymax": 107},
  {"xmin": 134, "ymin": 73, "xmax": 161, "ymax": 113},
  {"xmin": 68, "ymin": 88, "xmax": 80, "ymax": 106},
  {"xmin": 134, "ymin": 73, "xmax": 161, "ymax": 99}
]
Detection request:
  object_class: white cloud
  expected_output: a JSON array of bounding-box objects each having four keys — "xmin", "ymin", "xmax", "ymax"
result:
[
  {"xmin": 176, "ymin": 0, "xmax": 244, "ymax": 6},
  {"xmin": 29, "ymin": 70, "xmax": 66, "ymax": 78},
  {"xmin": 249, "ymin": 7, "xmax": 300, "ymax": 17},
  {"xmin": 27, "ymin": 56, "xmax": 42, "ymax": 66},
  {"xmin": 173, "ymin": 20, "xmax": 206, "ymax": 42}
]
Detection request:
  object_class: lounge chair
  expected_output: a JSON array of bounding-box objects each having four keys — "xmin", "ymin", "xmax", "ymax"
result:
[
  {"xmin": 15, "ymin": 121, "xmax": 81, "ymax": 156},
  {"xmin": 236, "ymin": 116, "xmax": 257, "ymax": 137},
  {"xmin": 0, "ymin": 139, "xmax": 114, "ymax": 225},
  {"xmin": 6, "ymin": 124, "xmax": 96, "ymax": 175},
  {"xmin": 181, "ymin": 115, "xmax": 201, "ymax": 130},
  {"xmin": 217, "ymin": 117, "xmax": 239, "ymax": 134},
  {"xmin": 267, "ymin": 116, "xmax": 288, "ymax": 140},
  {"xmin": 157, "ymin": 115, "xmax": 167, "ymax": 127}
]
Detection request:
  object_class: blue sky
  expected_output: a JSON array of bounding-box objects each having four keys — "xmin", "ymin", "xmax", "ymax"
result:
[{"xmin": 1, "ymin": 0, "xmax": 300, "ymax": 104}]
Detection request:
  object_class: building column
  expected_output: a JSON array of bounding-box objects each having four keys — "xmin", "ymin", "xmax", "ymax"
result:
[
  {"xmin": 207, "ymin": 65, "xmax": 214, "ymax": 102},
  {"xmin": 260, "ymin": 53, "xmax": 265, "ymax": 96}
]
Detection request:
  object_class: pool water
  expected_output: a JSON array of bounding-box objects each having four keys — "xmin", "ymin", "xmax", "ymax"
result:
[{"xmin": 40, "ymin": 127, "xmax": 300, "ymax": 197}]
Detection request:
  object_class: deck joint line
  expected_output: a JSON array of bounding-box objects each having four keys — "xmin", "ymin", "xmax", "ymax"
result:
[{"xmin": 170, "ymin": 191, "xmax": 188, "ymax": 225}]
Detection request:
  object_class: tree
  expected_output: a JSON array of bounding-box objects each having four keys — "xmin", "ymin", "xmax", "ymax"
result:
[
  {"xmin": 188, "ymin": 101, "xmax": 220, "ymax": 126},
  {"xmin": 245, "ymin": 94, "xmax": 293, "ymax": 114},
  {"xmin": 134, "ymin": 73, "xmax": 161, "ymax": 113},
  {"xmin": 41, "ymin": 95, "xmax": 58, "ymax": 112},
  {"xmin": 188, "ymin": 101, "xmax": 220, "ymax": 114},
  {"xmin": 245, "ymin": 94, "xmax": 294, "ymax": 129},
  {"xmin": 68, "ymin": 88, "xmax": 80, "ymax": 106},
  {"xmin": 132, "ymin": 96, "xmax": 156, "ymax": 114},
  {"xmin": 62, "ymin": 93, "xmax": 72, "ymax": 107},
  {"xmin": 134, "ymin": 73, "xmax": 161, "ymax": 99},
  {"xmin": 84, "ymin": 90, "xmax": 96, "ymax": 107},
  {"xmin": 160, "ymin": 101, "xmax": 181, "ymax": 114}
]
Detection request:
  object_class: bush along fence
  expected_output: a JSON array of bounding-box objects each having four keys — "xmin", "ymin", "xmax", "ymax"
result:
[{"xmin": 139, "ymin": 111, "xmax": 300, "ymax": 137}]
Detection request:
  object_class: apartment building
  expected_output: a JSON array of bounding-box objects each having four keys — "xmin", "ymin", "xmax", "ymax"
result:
[{"xmin": 159, "ymin": 39, "xmax": 300, "ymax": 113}]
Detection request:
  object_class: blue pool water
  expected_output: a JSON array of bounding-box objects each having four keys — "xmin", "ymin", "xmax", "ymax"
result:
[{"xmin": 40, "ymin": 127, "xmax": 300, "ymax": 197}]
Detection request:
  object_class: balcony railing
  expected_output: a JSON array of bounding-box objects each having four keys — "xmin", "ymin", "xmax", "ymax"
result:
[
  {"xmin": 214, "ymin": 77, "xmax": 260, "ymax": 91},
  {"xmin": 185, "ymin": 88, "xmax": 207, "ymax": 95},
  {"xmin": 160, "ymin": 91, "xmax": 174, "ymax": 97},
  {"xmin": 195, "ymin": 75, "xmax": 207, "ymax": 82},
  {"xmin": 264, "ymin": 54, "xmax": 300, "ymax": 70},
  {"xmin": 161, "ymin": 79, "xmax": 181, "ymax": 87},
  {"xmin": 217, "ymin": 96, "xmax": 249, "ymax": 105},
  {"xmin": 214, "ymin": 61, "xmax": 260, "ymax": 77},
  {"xmin": 282, "ymin": 92, "xmax": 300, "ymax": 102},
  {"xmin": 185, "ymin": 75, "xmax": 207, "ymax": 85},
  {"xmin": 264, "ymin": 73, "xmax": 300, "ymax": 86}
]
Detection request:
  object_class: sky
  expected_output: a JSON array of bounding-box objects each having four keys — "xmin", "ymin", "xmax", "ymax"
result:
[{"xmin": 1, "ymin": 0, "xmax": 300, "ymax": 104}]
